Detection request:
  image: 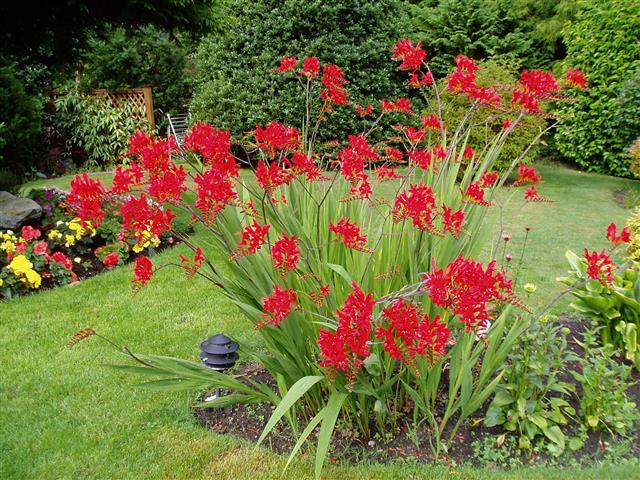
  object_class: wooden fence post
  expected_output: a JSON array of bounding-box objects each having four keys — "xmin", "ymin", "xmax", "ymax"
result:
[{"xmin": 142, "ymin": 86, "xmax": 155, "ymax": 130}]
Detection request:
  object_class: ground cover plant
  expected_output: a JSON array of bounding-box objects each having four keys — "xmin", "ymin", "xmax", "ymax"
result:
[{"xmin": 52, "ymin": 37, "xmax": 627, "ymax": 479}]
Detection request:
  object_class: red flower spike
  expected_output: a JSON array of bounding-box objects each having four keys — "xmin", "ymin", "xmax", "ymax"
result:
[
  {"xmin": 120, "ymin": 194, "xmax": 175, "ymax": 246},
  {"xmin": 391, "ymin": 39, "xmax": 427, "ymax": 71},
  {"xmin": 408, "ymin": 149, "xmax": 433, "ymax": 170},
  {"xmin": 516, "ymin": 164, "xmax": 541, "ymax": 185},
  {"xmin": 381, "ymin": 98, "xmax": 413, "ymax": 114},
  {"xmin": 292, "ymin": 152, "xmax": 322, "ymax": 181},
  {"xmin": 257, "ymin": 285, "xmax": 298, "ymax": 329},
  {"xmin": 376, "ymin": 299, "xmax": 450, "ymax": 371},
  {"xmin": 254, "ymin": 122, "xmax": 301, "ymax": 159},
  {"xmin": 584, "ymin": 248, "xmax": 615, "ymax": 287},
  {"xmin": 179, "ymin": 247, "xmax": 205, "ymax": 280},
  {"xmin": 67, "ymin": 173, "xmax": 108, "ymax": 225},
  {"xmin": 147, "ymin": 164, "xmax": 187, "ymax": 203},
  {"xmin": 277, "ymin": 56, "xmax": 297, "ymax": 73},
  {"xmin": 184, "ymin": 122, "xmax": 237, "ymax": 176},
  {"xmin": 442, "ymin": 205, "xmax": 465, "ymax": 238},
  {"xmin": 462, "ymin": 146, "xmax": 475, "ymax": 160},
  {"xmin": 132, "ymin": 255, "xmax": 154, "ymax": 290},
  {"xmin": 329, "ymin": 218, "xmax": 371, "ymax": 252},
  {"xmin": 271, "ymin": 233, "xmax": 300, "ymax": 276},
  {"xmin": 321, "ymin": 64, "xmax": 348, "ymax": 105},
  {"xmin": 423, "ymin": 255, "xmax": 516, "ymax": 332},
  {"xmin": 194, "ymin": 166, "xmax": 238, "ymax": 224},
  {"xmin": 393, "ymin": 183, "xmax": 439, "ymax": 233},
  {"xmin": 565, "ymin": 69, "xmax": 587, "ymax": 89},
  {"xmin": 233, "ymin": 220, "xmax": 270, "ymax": 259},
  {"xmin": 300, "ymin": 57, "xmax": 320, "ymax": 79},
  {"xmin": 480, "ymin": 171, "xmax": 499, "ymax": 188},
  {"xmin": 356, "ymin": 104, "xmax": 373, "ymax": 118},
  {"xmin": 421, "ymin": 114, "xmax": 443, "ymax": 130},
  {"xmin": 318, "ymin": 282, "xmax": 374, "ymax": 388},
  {"xmin": 338, "ymin": 134, "xmax": 378, "ymax": 199},
  {"xmin": 255, "ymin": 161, "xmax": 294, "ymax": 197},
  {"xmin": 606, "ymin": 223, "xmax": 632, "ymax": 247},
  {"xmin": 310, "ymin": 284, "xmax": 331, "ymax": 307},
  {"xmin": 407, "ymin": 71, "xmax": 434, "ymax": 88},
  {"xmin": 375, "ymin": 165, "xmax": 401, "ymax": 181},
  {"xmin": 128, "ymin": 130, "xmax": 155, "ymax": 157},
  {"xmin": 463, "ymin": 181, "xmax": 491, "ymax": 206}
]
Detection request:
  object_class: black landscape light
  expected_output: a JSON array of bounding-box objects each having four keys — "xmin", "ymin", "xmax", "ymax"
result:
[{"xmin": 199, "ymin": 333, "xmax": 239, "ymax": 401}]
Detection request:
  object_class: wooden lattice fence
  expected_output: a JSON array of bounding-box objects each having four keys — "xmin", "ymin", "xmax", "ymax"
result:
[{"xmin": 46, "ymin": 86, "xmax": 155, "ymax": 129}]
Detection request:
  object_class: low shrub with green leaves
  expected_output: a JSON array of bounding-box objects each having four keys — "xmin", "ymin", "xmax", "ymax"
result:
[{"xmin": 54, "ymin": 89, "xmax": 149, "ymax": 169}]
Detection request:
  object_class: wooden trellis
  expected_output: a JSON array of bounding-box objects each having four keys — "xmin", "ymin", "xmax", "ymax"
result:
[{"xmin": 46, "ymin": 86, "xmax": 155, "ymax": 129}]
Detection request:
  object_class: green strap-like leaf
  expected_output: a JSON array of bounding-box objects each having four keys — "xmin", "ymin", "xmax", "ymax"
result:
[
  {"xmin": 284, "ymin": 408, "xmax": 326, "ymax": 471},
  {"xmin": 257, "ymin": 375, "xmax": 324, "ymax": 446},
  {"xmin": 315, "ymin": 392, "xmax": 347, "ymax": 480}
]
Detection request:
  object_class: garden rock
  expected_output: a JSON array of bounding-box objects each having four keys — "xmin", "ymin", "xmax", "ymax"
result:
[{"xmin": 0, "ymin": 191, "xmax": 42, "ymax": 228}]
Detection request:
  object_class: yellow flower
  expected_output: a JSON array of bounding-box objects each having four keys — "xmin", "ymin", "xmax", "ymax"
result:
[
  {"xmin": 1, "ymin": 240, "xmax": 15, "ymax": 252},
  {"xmin": 48, "ymin": 229, "xmax": 61, "ymax": 240},
  {"xmin": 9, "ymin": 255, "xmax": 33, "ymax": 275},
  {"xmin": 24, "ymin": 269, "xmax": 42, "ymax": 288},
  {"xmin": 73, "ymin": 257, "xmax": 81, "ymax": 263},
  {"xmin": 0, "ymin": 278, "xmax": 3, "ymax": 287},
  {"xmin": 65, "ymin": 235, "xmax": 76, "ymax": 247}
]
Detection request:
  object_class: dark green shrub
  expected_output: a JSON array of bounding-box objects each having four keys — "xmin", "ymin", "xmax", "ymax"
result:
[
  {"xmin": 80, "ymin": 25, "xmax": 192, "ymax": 123},
  {"xmin": 54, "ymin": 89, "xmax": 148, "ymax": 169},
  {"xmin": 0, "ymin": 64, "xmax": 43, "ymax": 175},
  {"xmin": 191, "ymin": 0, "xmax": 409, "ymax": 140},
  {"xmin": 554, "ymin": 0, "xmax": 640, "ymax": 177}
]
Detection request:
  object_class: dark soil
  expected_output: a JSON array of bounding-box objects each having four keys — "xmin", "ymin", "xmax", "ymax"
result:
[{"xmin": 195, "ymin": 314, "xmax": 640, "ymax": 468}]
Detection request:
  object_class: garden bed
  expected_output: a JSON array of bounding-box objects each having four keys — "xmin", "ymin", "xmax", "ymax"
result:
[{"xmin": 195, "ymin": 314, "xmax": 640, "ymax": 469}]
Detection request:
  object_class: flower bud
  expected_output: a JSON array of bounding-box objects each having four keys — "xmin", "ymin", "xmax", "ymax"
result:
[{"xmin": 523, "ymin": 283, "xmax": 537, "ymax": 294}]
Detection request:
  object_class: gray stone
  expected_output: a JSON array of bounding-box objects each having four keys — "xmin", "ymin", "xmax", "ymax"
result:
[{"xmin": 0, "ymin": 191, "xmax": 43, "ymax": 229}]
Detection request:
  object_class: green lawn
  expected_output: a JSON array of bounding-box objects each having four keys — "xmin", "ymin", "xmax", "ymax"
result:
[{"xmin": 2, "ymin": 163, "xmax": 639, "ymax": 479}]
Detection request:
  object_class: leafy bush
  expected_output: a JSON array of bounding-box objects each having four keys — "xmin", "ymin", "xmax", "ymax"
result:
[
  {"xmin": 0, "ymin": 64, "xmax": 43, "ymax": 175},
  {"xmin": 554, "ymin": 0, "xmax": 640, "ymax": 177},
  {"xmin": 484, "ymin": 317, "xmax": 576, "ymax": 454},
  {"xmin": 67, "ymin": 41, "xmax": 589, "ymax": 477},
  {"xmin": 559, "ymin": 226, "xmax": 640, "ymax": 369},
  {"xmin": 191, "ymin": 0, "xmax": 409, "ymax": 141},
  {"xmin": 54, "ymin": 89, "xmax": 148, "ymax": 169},
  {"xmin": 80, "ymin": 25, "xmax": 192, "ymax": 123}
]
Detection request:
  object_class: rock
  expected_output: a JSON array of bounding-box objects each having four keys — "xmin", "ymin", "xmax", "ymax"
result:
[{"xmin": 0, "ymin": 191, "xmax": 43, "ymax": 229}]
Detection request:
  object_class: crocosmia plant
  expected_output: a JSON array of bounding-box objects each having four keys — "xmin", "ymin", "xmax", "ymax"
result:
[{"xmin": 67, "ymin": 40, "xmax": 586, "ymax": 477}]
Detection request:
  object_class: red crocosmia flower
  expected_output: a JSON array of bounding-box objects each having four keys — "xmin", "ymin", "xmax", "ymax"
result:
[
  {"xmin": 393, "ymin": 183, "xmax": 438, "ymax": 233},
  {"xmin": 391, "ymin": 39, "xmax": 426, "ymax": 71},
  {"xmin": 518, "ymin": 70, "xmax": 559, "ymax": 97},
  {"xmin": 463, "ymin": 181, "xmax": 490, "ymax": 206},
  {"xmin": 300, "ymin": 56, "xmax": 320, "ymax": 78},
  {"xmin": 21, "ymin": 225, "xmax": 41, "ymax": 241},
  {"xmin": 329, "ymin": 218, "xmax": 371, "ymax": 252},
  {"xmin": 179, "ymin": 247, "xmax": 205, "ymax": 280},
  {"xmin": 462, "ymin": 146, "xmax": 475, "ymax": 160},
  {"xmin": 524, "ymin": 186, "xmax": 541, "ymax": 201},
  {"xmin": 103, "ymin": 252, "xmax": 120, "ymax": 268},
  {"xmin": 511, "ymin": 90, "xmax": 539, "ymax": 113},
  {"xmin": 381, "ymin": 98, "xmax": 413, "ymax": 114},
  {"xmin": 375, "ymin": 165, "xmax": 401, "ymax": 181},
  {"xmin": 183, "ymin": 122, "xmax": 237, "ymax": 176},
  {"xmin": 565, "ymin": 69, "xmax": 587, "ymax": 89},
  {"xmin": 338, "ymin": 134, "xmax": 378, "ymax": 199},
  {"xmin": 33, "ymin": 241, "xmax": 48, "ymax": 256},
  {"xmin": 321, "ymin": 64, "xmax": 348, "ymax": 105},
  {"xmin": 356, "ymin": 104, "xmax": 373, "ymax": 118},
  {"xmin": 255, "ymin": 161, "xmax": 294, "ymax": 197},
  {"xmin": 67, "ymin": 173, "xmax": 107, "ymax": 225},
  {"xmin": 408, "ymin": 71, "xmax": 434, "ymax": 88},
  {"xmin": 134, "ymin": 137, "xmax": 175, "ymax": 175},
  {"xmin": 503, "ymin": 118, "xmax": 512, "ymax": 130},
  {"xmin": 480, "ymin": 171, "xmax": 499, "ymax": 188},
  {"xmin": 423, "ymin": 255, "xmax": 514, "ymax": 332},
  {"xmin": 111, "ymin": 166, "xmax": 137, "ymax": 194},
  {"xmin": 584, "ymin": 248, "xmax": 615, "ymax": 286},
  {"xmin": 271, "ymin": 233, "xmax": 300, "ymax": 276},
  {"xmin": 442, "ymin": 205, "xmax": 465, "ymax": 238},
  {"xmin": 127, "ymin": 130, "xmax": 155, "ymax": 157},
  {"xmin": 233, "ymin": 220, "xmax": 270, "ymax": 258},
  {"xmin": 132, "ymin": 255, "xmax": 154, "ymax": 288},
  {"xmin": 277, "ymin": 56, "xmax": 297, "ymax": 73},
  {"xmin": 120, "ymin": 193, "xmax": 175, "ymax": 246},
  {"xmin": 516, "ymin": 164, "xmax": 541, "ymax": 185},
  {"xmin": 194, "ymin": 166, "xmax": 238, "ymax": 223},
  {"xmin": 310, "ymin": 284, "xmax": 331, "ymax": 307},
  {"xmin": 292, "ymin": 152, "xmax": 321, "ymax": 181},
  {"xmin": 431, "ymin": 144, "xmax": 447, "ymax": 162},
  {"xmin": 257, "ymin": 284, "xmax": 298, "ymax": 329},
  {"xmin": 148, "ymin": 164, "xmax": 187, "ymax": 203},
  {"xmin": 51, "ymin": 251, "xmax": 73, "ymax": 270},
  {"xmin": 401, "ymin": 126, "xmax": 425, "ymax": 144},
  {"xmin": 376, "ymin": 299, "xmax": 450, "ymax": 371},
  {"xmin": 421, "ymin": 114, "xmax": 443, "ymax": 130},
  {"xmin": 254, "ymin": 122, "xmax": 301, "ymax": 159},
  {"xmin": 408, "ymin": 149, "xmax": 433, "ymax": 170},
  {"xmin": 318, "ymin": 281, "xmax": 374, "ymax": 388},
  {"xmin": 606, "ymin": 223, "xmax": 632, "ymax": 247},
  {"xmin": 380, "ymin": 99, "xmax": 394, "ymax": 113}
]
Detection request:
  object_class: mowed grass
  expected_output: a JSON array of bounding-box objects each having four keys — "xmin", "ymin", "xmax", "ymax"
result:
[{"xmin": 2, "ymin": 163, "xmax": 638, "ymax": 479}]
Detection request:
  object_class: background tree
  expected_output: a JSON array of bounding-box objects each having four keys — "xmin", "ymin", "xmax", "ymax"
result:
[
  {"xmin": 554, "ymin": 0, "xmax": 640, "ymax": 177},
  {"xmin": 190, "ymin": 0, "xmax": 410, "ymax": 140}
]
